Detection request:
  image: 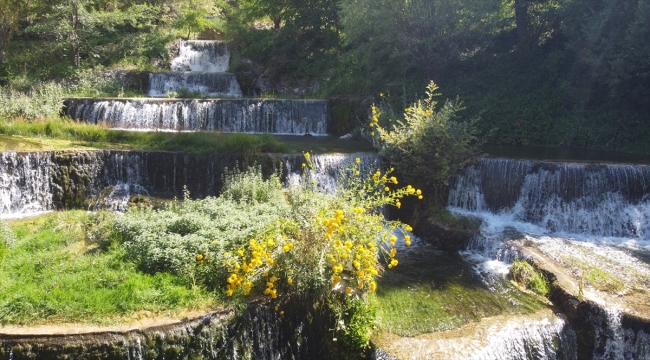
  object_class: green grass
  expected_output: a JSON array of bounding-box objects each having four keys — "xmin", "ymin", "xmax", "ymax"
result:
[
  {"xmin": 370, "ymin": 247, "xmax": 545, "ymax": 337},
  {"xmin": 510, "ymin": 260, "xmax": 550, "ymax": 297},
  {"xmin": 0, "ymin": 118, "xmax": 377, "ymax": 154},
  {"xmin": 0, "ymin": 118, "xmax": 289, "ymax": 154},
  {"xmin": 0, "ymin": 211, "xmax": 216, "ymax": 325}
]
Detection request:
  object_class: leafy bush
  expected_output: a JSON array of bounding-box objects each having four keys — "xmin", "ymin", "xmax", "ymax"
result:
[
  {"xmin": 0, "ymin": 82, "xmax": 65, "ymax": 120},
  {"xmin": 371, "ymin": 81, "xmax": 482, "ymax": 204},
  {"xmin": 113, "ymin": 154, "xmax": 422, "ymax": 350}
]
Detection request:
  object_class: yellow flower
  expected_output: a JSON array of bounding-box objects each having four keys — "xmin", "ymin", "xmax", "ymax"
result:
[
  {"xmin": 418, "ymin": 195, "xmax": 423, "ymax": 200},
  {"xmin": 213, "ymin": 240, "xmax": 218, "ymax": 245},
  {"xmin": 416, "ymin": 189, "xmax": 422, "ymax": 195},
  {"xmin": 302, "ymin": 163, "xmax": 306, "ymax": 168},
  {"xmin": 371, "ymin": 131, "xmax": 375, "ymax": 136},
  {"xmin": 369, "ymin": 282, "xmax": 377, "ymax": 291},
  {"xmin": 396, "ymin": 201, "xmax": 401, "ymax": 209},
  {"xmin": 227, "ymin": 289, "xmax": 234, "ymax": 296},
  {"xmin": 390, "ymin": 176, "xmax": 398, "ymax": 184},
  {"xmin": 287, "ymin": 278, "xmax": 293, "ymax": 284},
  {"xmin": 385, "ymin": 186, "xmax": 390, "ymax": 192},
  {"xmin": 380, "ymin": 92, "xmax": 384, "ymax": 97},
  {"xmin": 356, "ymin": 157, "xmax": 361, "ymax": 164},
  {"xmin": 280, "ymin": 311, "xmax": 284, "ymax": 315},
  {"xmin": 304, "ymin": 152, "xmax": 310, "ymax": 160},
  {"xmin": 196, "ymin": 254, "xmax": 203, "ymax": 261},
  {"xmin": 346, "ymin": 287, "xmax": 353, "ymax": 295},
  {"xmin": 369, "ymin": 122, "xmax": 374, "ymax": 127}
]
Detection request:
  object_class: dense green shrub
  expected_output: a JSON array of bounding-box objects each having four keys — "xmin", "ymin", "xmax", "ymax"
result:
[
  {"xmin": 112, "ymin": 155, "xmax": 422, "ymax": 350},
  {"xmin": 372, "ymin": 81, "xmax": 481, "ymax": 204},
  {"xmin": 0, "ymin": 82, "xmax": 64, "ymax": 120}
]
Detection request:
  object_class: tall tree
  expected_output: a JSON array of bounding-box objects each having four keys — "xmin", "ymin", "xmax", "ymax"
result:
[{"xmin": 0, "ymin": 0, "xmax": 28, "ymax": 64}]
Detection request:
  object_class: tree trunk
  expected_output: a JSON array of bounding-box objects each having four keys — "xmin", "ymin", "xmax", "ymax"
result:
[
  {"xmin": 0, "ymin": 23, "xmax": 11, "ymax": 64},
  {"xmin": 273, "ymin": 17, "xmax": 281, "ymax": 31},
  {"xmin": 70, "ymin": 5, "xmax": 80, "ymax": 67}
]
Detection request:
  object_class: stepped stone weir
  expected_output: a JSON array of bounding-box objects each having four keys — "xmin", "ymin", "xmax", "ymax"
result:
[
  {"xmin": 149, "ymin": 40, "xmax": 242, "ymax": 98},
  {"xmin": 0, "ymin": 151, "xmax": 379, "ymax": 217},
  {"xmin": 448, "ymin": 158, "xmax": 650, "ymax": 239},
  {"xmin": 148, "ymin": 72, "xmax": 242, "ymax": 97},
  {"xmin": 63, "ymin": 98, "xmax": 329, "ymax": 135}
]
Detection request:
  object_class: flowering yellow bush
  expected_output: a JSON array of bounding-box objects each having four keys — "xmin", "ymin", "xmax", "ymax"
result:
[{"xmin": 217, "ymin": 153, "xmax": 422, "ymax": 301}]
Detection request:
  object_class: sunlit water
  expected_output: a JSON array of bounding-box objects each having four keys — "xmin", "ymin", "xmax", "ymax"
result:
[{"xmin": 447, "ymin": 157, "xmax": 650, "ymax": 359}]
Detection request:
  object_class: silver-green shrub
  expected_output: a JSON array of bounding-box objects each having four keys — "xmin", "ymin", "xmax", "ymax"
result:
[
  {"xmin": 112, "ymin": 168, "xmax": 290, "ymax": 284},
  {"xmin": 0, "ymin": 82, "xmax": 65, "ymax": 120}
]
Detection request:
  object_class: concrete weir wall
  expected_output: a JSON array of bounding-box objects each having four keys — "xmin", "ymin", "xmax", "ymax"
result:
[
  {"xmin": 63, "ymin": 98, "xmax": 330, "ymax": 135},
  {"xmin": 0, "ymin": 150, "xmax": 380, "ymax": 216}
]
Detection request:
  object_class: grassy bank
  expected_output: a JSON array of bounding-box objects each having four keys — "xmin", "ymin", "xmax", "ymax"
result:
[
  {"xmin": 0, "ymin": 118, "xmax": 289, "ymax": 154},
  {"xmin": 371, "ymin": 246, "xmax": 546, "ymax": 337},
  {"xmin": 0, "ymin": 118, "xmax": 375, "ymax": 154},
  {"xmin": 0, "ymin": 211, "xmax": 216, "ymax": 325}
]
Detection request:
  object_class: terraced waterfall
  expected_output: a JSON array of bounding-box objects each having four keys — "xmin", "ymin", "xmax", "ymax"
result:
[
  {"xmin": 448, "ymin": 158, "xmax": 650, "ymax": 359},
  {"xmin": 63, "ymin": 40, "xmax": 329, "ymax": 135}
]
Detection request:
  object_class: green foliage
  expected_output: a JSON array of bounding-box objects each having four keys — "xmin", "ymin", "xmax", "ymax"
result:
[
  {"xmin": 174, "ymin": 6, "xmax": 217, "ymax": 39},
  {"xmin": 224, "ymin": 0, "xmax": 341, "ymax": 80},
  {"xmin": 0, "ymin": 211, "xmax": 214, "ymax": 325},
  {"xmin": 220, "ymin": 164, "xmax": 285, "ymax": 204},
  {"xmin": 113, "ymin": 157, "xmax": 421, "ymax": 349},
  {"xmin": 0, "ymin": 82, "xmax": 65, "ymax": 119},
  {"xmin": 0, "ymin": 117, "xmax": 290, "ymax": 154},
  {"xmin": 372, "ymin": 82, "xmax": 481, "ymax": 203},
  {"xmin": 510, "ymin": 260, "xmax": 550, "ymax": 297},
  {"xmin": 329, "ymin": 296, "xmax": 376, "ymax": 355}
]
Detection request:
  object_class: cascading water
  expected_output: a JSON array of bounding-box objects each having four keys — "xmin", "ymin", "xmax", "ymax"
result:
[
  {"xmin": 447, "ymin": 157, "xmax": 650, "ymax": 359},
  {"xmin": 171, "ymin": 40, "xmax": 230, "ymax": 72},
  {"xmin": 0, "ymin": 152, "xmax": 53, "ymax": 218},
  {"xmin": 448, "ymin": 158, "xmax": 650, "ymax": 240},
  {"xmin": 64, "ymin": 98, "xmax": 329, "ymax": 135},
  {"xmin": 0, "ymin": 151, "xmax": 378, "ymax": 217},
  {"xmin": 148, "ymin": 72, "xmax": 242, "ymax": 98},
  {"xmin": 148, "ymin": 40, "xmax": 242, "ymax": 97}
]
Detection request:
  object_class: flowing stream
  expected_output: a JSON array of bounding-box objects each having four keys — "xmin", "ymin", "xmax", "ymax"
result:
[{"xmin": 447, "ymin": 158, "xmax": 650, "ymax": 359}]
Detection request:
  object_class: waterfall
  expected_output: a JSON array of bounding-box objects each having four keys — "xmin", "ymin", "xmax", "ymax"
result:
[
  {"xmin": 0, "ymin": 151, "xmax": 379, "ymax": 217},
  {"xmin": 448, "ymin": 158, "xmax": 650, "ymax": 240},
  {"xmin": 64, "ymin": 98, "xmax": 329, "ymax": 135},
  {"xmin": 447, "ymin": 157, "xmax": 650, "ymax": 359},
  {"xmin": 148, "ymin": 72, "xmax": 242, "ymax": 97},
  {"xmin": 149, "ymin": 40, "xmax": 241, "ymax": 98},
  {"xmin": 284, "ymin": 152, "xmax": 382, "ymax": 193},
  {"xmin": 171, "ymin": 40, "xmax": 230, "ymax": 72},
  {"xmin": 0, "ymin": 152, "xmax": 53, "ymax": 218}
]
